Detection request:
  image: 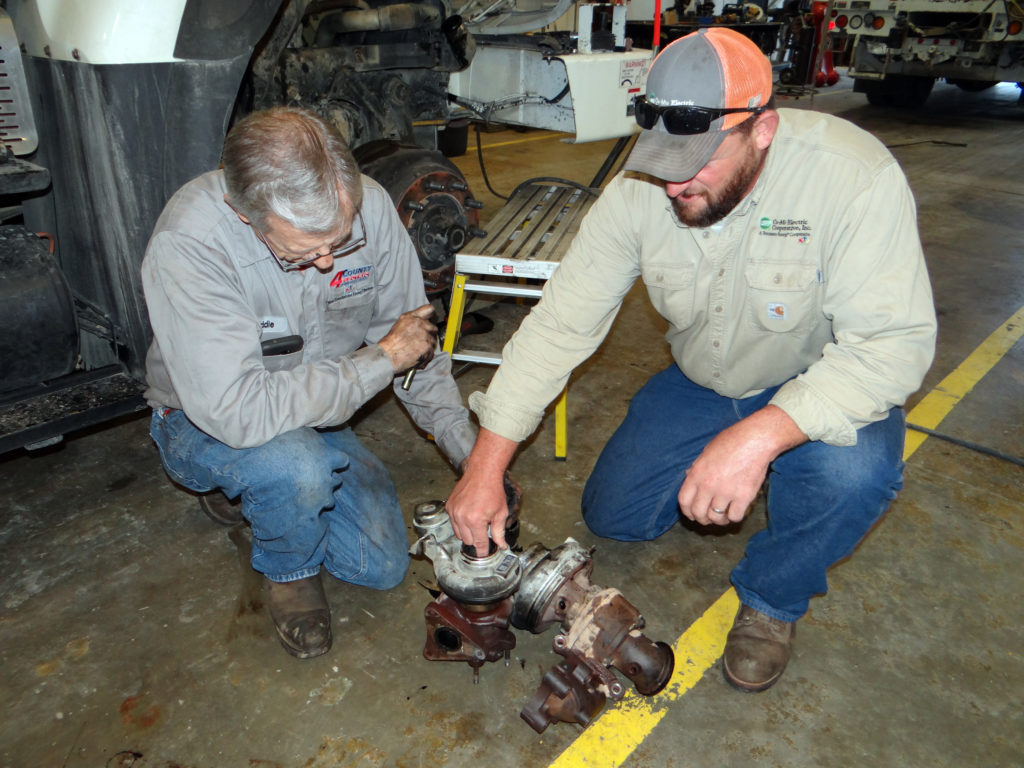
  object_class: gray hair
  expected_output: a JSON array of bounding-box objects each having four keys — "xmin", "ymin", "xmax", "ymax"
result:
[{"xmin": 221, "ymin": 107, "xmax": 362, "ymax": 234}]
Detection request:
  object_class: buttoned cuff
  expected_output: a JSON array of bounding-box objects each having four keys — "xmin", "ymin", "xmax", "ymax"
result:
[
  {"xmin": 351, "ymin": 344, "xmax": 397, "ymax": 402},
  {"xmin": 769, "ymin": 379, "xmax": 858, "ymax": 447},
  {"xmin": 468, "ymin": 390, "xmax": 544, "ymax": 443},
  {"xmin": 435, "ymin": 419, "xmax": 478, "ymax": 469}
]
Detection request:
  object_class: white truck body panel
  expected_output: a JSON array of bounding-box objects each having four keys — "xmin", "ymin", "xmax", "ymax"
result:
[
  {"xmin": 449, "ymin": 46, "xmax": 649, "ymax": 142},
  {"xmin": 7, "ymin": 0, "xmax": 189, "ymax": 64},
  {"xmin": 836, "ymin": 0, "xmax": 1024, "ymax": 84}
]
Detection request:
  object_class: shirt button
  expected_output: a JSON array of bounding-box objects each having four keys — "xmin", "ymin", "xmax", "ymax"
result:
[
  {"xmin": 715, "ymin": 305, "xmax": 723, "ymax": 313},
  {"xmin": 712, "ymin": 372, "xmax": 720, "ymax": 378},
  {"xmin": 773, "ymin": 274, "xmax": 782, "ymax": 283},
  {"xmin": 713, "ymin": 340, "xmax": 720, "ymax": 348},
  {"xmin": 718, "ymin": 268, "xmax": 725, "ymax": 277},
  {"xmin": 702, "ymin": 231, "xmax": 710, "ymax": 239}
]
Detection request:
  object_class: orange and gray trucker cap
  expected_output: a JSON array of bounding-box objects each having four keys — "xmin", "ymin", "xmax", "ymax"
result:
[{"xmin": 624, "ymin": 28, "xmax": 772, "ymax": 183}]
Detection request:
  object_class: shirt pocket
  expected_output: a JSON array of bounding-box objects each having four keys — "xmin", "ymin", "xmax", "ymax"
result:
[
  {"xmin": 261, "ymin": 347, "xmax": 305, "ymax": 373},
  {"xmin": 641, "ymin": 263, "xmax": 698, "ymax": 331},
  {"xmin": 323, "ymin": 282, "xmax": 377, "ymax": 349},
  {"xmin": 325, "ymin": 284, "xmax": 375, "ymax": 314},
  {"xmin": 743, "ymin": 261, "xmax": 819, "ymax": 333}
]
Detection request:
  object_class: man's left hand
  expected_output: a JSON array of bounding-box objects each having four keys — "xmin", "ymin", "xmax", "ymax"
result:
[{"xmin": 678, "ymin": 405, "xmax": 807, "ymax": 526}]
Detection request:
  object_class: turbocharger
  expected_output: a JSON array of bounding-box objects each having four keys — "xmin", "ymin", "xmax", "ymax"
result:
[
  {"xmin": 409, "ymin": 501, "xmax": 675, "ymax": 732},
  {"xmin": 409, "ymin": 500, "xmax": 521, "ymax": 677}
]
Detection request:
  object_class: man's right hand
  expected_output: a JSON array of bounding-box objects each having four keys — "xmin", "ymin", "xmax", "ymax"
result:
[
  {"xmin": 378, "ymin": 304, "xmax": 437, "ymax": 374},
  {"xmin": 446, "ymin": 429, "xmax": 519, "ymax": 552}
]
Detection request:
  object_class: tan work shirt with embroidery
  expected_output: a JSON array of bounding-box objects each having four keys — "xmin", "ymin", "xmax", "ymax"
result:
[{"xmin": 471, "ymin": 109, "xmax": 937, "ymax": 447}]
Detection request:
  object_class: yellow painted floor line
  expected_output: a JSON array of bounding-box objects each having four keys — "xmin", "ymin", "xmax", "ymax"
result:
[
  {"xmin": 904, "ymin": 303, "xmax": 1024, "ymax": 459},
  {"xmin": 480, "ymin": 131, "xmax": 567, "ymax": 150},
  {"xmin": 547, "ymin": 303, "xmax": 1024, "ymax": 767}
]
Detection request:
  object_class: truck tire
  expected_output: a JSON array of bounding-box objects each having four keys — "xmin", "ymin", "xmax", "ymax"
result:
[
  {"xmin": 862, "ymin": 75, "xmax": 935, "ymax": 108},
  {"xmin": 947, "ymin": 79, "xmax": 999, "ymax": 92}
]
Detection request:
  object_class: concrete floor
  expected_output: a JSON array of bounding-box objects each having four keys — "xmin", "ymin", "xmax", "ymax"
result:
[{"xmin": 1, "ymin": 76, "xmax": 1022, "ymax": 768}]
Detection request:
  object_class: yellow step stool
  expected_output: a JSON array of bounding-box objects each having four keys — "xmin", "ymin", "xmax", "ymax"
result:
[{"xmin": 442, "ymin": 179, "xmax": 600, "ymax": 459}]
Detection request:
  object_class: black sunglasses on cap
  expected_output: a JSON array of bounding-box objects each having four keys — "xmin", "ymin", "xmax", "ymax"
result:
[{"xmin": 633, "ymin": 95, "xmax": 766, "ymax": 135}]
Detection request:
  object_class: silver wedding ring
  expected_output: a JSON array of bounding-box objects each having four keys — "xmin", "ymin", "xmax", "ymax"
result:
[{"xmin": 712, "ymin": 507, "xmax": 725, "ymax": 515}]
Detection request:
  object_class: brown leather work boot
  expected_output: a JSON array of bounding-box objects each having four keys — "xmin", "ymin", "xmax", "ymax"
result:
[
  {"xmin": 266, "ymin": 573, "xmax": 332, "ymax": 659},
  {"xmin": 723, "ymin": 604, "xmax": 795, "ymax": 693},
  {"xmin": 197, "ymin": 490, "xmax": 244, "ymax": 526}
]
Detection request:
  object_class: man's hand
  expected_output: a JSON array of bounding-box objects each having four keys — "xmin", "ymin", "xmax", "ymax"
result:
[
  {"xmin": 447, "ymin": 429, "xmax": 519, "ymax": 553},
  {"xmin": 678, "ymin": 405, "xmax": 807, "ymax": 527},
  {"xmin": 378, "ymin": 305, "xmax": 437, "ymax": 374}
]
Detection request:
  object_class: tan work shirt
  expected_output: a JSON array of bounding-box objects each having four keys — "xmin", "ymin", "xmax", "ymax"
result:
[{"xmin": 471, "ymin": 109, "xmax": 937, "ymax": 447}]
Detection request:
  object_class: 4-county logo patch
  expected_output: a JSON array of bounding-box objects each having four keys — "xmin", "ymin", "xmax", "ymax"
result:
[
  {"xmin": 327, "ymin": 265, "xmax": 373, "ymax": 305},
  {"xmin": 330, "ymin": 265, "xmax": 371, "ymax": 289}
]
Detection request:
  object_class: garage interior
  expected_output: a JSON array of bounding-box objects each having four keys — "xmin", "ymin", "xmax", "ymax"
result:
[{"xmin": 1, "ymin": 61, "xmax": 1023, "ymax": 768}]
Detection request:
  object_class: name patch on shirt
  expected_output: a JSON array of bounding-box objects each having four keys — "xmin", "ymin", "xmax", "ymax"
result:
[
  {"xmin": 328, "ymin": 265, "xmax": 373, "ymax": 303},
  {"xmin": 758, "ymin": 216, "xmax": 811, "ymax": 243},
  {"xmin": 258, "ymin": 316, "xmax": 290, "ymax": 337},
  {"xmin": 766, "ymin": 302, "xmax": 787, "ymax": 320}
]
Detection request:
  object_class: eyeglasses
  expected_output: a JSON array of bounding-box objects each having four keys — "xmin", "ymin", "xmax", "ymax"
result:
[
  {"xmin": 633, "ymin": 96, "xmax": 766, "ymax": 135},
  {"xmin": 257, "ymin": 210, "xmax": 367, "ymax": 272}
]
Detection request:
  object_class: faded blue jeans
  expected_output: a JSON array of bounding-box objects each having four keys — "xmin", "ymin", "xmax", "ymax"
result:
[
  {"xmin": 150, "ymin": 408, "xmax": 409, "ymax": 587},
  {"xmin": 581, "ymin": 365, "xmax": 905, "ymax": 623}
]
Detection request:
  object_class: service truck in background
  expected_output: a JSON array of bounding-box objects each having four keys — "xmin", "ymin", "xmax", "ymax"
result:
[{"xmin": 831, "ymin": 0, "xmax": 1024, "ymax": 105}]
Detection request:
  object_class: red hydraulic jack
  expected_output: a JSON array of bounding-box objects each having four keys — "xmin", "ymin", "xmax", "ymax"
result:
[{"xmin": 811, "ymin": 1, "xmax": 840, "ymax": 87}]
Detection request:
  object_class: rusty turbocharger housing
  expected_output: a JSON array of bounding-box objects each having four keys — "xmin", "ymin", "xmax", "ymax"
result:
[
  {"xmin": 409, "ymin": 500, "xmax": 522, "ymax": 674},
  {"xmin": 409, "ymin": 501, "xmax": 675, "ymax": 733}
]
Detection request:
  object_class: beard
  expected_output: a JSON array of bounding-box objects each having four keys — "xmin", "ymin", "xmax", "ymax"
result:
[{"xmin": 671, "ymin": 143, "xmax": 766, "ymax": 228}]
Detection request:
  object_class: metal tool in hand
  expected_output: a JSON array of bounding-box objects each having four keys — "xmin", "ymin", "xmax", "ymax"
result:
[
  {"xmin": 400, "ymin": 312, "xmax": 439, "ymax": 390},
  {"xmin": 401, "ymin": 368, "xmax": 417, "ymax": 390},
  {"xmin": 400, "ymin": 352, "xmax": 432, "ymax": 390}
]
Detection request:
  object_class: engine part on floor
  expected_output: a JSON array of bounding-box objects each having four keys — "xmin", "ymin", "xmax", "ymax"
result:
[
  {"xmin": 510, "ymin": 538, "xmax": 593, "ymax": 633},
  {"xmin": 422, "ymin": 592, "xmax": 516, "ymax": 682},
  {"xmin": 0, "ymin": 226, "xmax": 78, "ymax": 393},
  {"xmin": 354, "ymin": 142, "xmax": 481, "ymax": 297},
  {"xmin": 519, "ymin": 643, "xmax": 611, "ymax": 731},
  {"xmin": 514, "ymin": 540, "xmax": 675, "ymax": 732},
  {"xmin": 411, "ymin": 499, "xmax": 522, "ymax": 682},
  {"xmin": 410, "ymin": 503, "xmax": 674, "ymax": 729},
  {"xmin": 410, "ymin": 500, "xmax": 523, "ymax": 605}
]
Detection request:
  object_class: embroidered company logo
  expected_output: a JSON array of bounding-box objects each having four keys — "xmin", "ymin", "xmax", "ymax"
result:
[
  {"xmin": 759, "ymin": 216, "xmax": 811, "ymax": 243},
  {"xmin": 327, "ymin": 264, "xmax": 372, "ymax": 288},
  {"xmin": 767, "ymin": 302, "xmax": 787, "ymax": 320},
  {"xmin": 330, "ymin": 265, "xmax": 372, "ymax": 289},
  {"xmin": 327, "ymin": 265, "xmax": 373, "ymax": 305}
]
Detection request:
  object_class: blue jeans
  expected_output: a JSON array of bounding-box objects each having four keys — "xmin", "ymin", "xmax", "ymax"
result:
[
  {"xmin": 581, "ymin": 365, "xmax": 905, "ymax": 623},
  {"xmin": 150, "ymin": 409, "xmax": 409, "ymax": 587}
]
